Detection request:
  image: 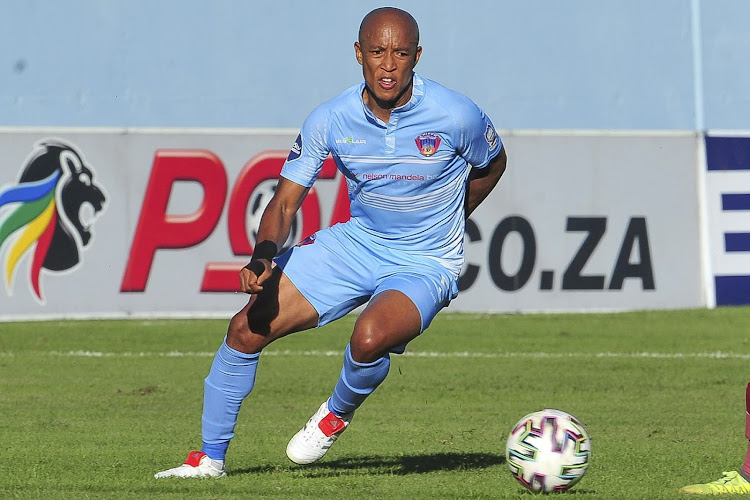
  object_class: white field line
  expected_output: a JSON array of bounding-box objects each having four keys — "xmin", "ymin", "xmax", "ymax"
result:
[{"xmin": 1, "ymin": 350, "xmax": 750, "ymax": 360}]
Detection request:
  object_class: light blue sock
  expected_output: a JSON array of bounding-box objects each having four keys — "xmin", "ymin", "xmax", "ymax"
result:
[
  {"xmin": 329, "ymin": 344, "xmax": 390, "ymax": 416},
  {"xmin": 201, "ymin": 338, "xmax": 259, "ymax": 461}
]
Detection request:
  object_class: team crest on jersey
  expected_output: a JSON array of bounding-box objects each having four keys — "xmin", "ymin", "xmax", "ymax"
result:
[
  {"xmin": 415, "ymin": 132, "xmax": 441, "ymax": 156},
  {"xmin": 287, "ymin": 134, "xmax": 302, "ymax": 161},
  {"xmin": 484, "ymin": 124, "xmax": 499, "ymax": 151}
]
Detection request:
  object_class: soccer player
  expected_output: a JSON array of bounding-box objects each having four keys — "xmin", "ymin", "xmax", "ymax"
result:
[
  {"xmin": 680, "ymin": 382, "xmax": 750, "ymax": 495},
  {"xmin": 155, "ymin": 6, "xmax": 507, "ymax": 478}
]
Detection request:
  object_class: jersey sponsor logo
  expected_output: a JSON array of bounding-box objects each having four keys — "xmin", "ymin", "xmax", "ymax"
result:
[
  {"xmin": 287, "ymin": 134, "xmax": 302, "ymax": 161},
  {"xmin": 0, "ymin": 140, "xmax": 106, "ymax": 300},
  {"xmin": 415, "ymin": 132, "xmax": 442, "ymax": 156},
  {"xmin": 484, "ymin": 124, "xmax": 499, "ymax": 151},
  {"xmin": 362, "ymin": 173, "xmax": 425, "ymax": 181},
  {"xmin": 334, "ymin": 137, "xmax": 367, "ymax": 144}
]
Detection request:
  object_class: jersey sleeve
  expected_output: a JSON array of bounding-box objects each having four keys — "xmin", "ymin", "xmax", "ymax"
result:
[
  {"xmin": 455, "ymin": 99, "xmax": 502, "ymax": 169},
  {"xmin": 280, "ymin": 105, "xmax": 331, "ymax": 188}
]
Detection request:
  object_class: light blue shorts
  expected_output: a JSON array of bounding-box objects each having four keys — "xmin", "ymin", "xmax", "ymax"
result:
[{"xmin": 275, "ymin": 221, "xmax": 459, "ymax": 334}]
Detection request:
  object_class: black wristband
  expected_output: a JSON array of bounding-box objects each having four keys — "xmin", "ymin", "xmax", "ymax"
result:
[
  {"xmin": 251, "ymin": 240, "xmax": 278, "ymax": 262},
  {"xmin": 243, "ymin": 240, "xmax": 278, "ymax": 275}
]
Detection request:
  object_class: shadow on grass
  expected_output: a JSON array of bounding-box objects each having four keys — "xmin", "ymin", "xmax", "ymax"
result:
[{"xmin": 234, "ymin": 452, "xmax": 505, "ymax": 477}]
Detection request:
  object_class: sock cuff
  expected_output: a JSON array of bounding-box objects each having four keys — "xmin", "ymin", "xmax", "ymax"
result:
[{"xmin": 344, "ymin": 343, "xmax": 389, "ymax": 368}]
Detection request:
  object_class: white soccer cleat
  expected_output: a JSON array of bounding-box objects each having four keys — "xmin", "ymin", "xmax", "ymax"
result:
[
  {"xmin": 154, "ymin": 451, "xmax": 227, "ymax": 478},
  {"xmin": 286, "ymin": 400, "xmax": 353, "ymax": 464}
]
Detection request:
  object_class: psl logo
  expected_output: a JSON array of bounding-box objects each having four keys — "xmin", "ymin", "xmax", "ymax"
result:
[{"xmin": 0, "ymin": 140, "xmax": 106, "ymax": 300}]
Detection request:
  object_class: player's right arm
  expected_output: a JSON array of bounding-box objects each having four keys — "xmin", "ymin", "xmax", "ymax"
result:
[
  {"xmin": 240, "ymin": 104, "xmax": 332, "ymax": 294},
  {"xmin": 239, "ymin": 178, "xmax": 310, "ymax": 294}
]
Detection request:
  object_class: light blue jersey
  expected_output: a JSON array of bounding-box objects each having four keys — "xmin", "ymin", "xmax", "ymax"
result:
[{"xmin": 281, "ymin": 73, "xmax": 502, "ymax": 277}]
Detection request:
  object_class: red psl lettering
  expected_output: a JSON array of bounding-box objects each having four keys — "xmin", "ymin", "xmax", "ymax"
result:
[
  {"xmin": 121, "ymin": 150, "xmax": 350, "ymax": 293},
  {"xmin": 121, "ymin": 150, "xmax": 227, "ymax": 292}
]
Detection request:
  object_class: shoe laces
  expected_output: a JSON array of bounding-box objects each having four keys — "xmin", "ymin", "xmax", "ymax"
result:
[
  {"xmin": 708, "ymin": 471, "xmax": 750, "ymax": 493},
  {"xmin": 717, "ymin": 471, "xmax": 736, "ymax": 482}
]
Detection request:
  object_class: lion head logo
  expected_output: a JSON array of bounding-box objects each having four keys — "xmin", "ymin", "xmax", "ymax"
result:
[{"xmin": 0, "ymin": 140, "xmax": 106, "ymax": 300}]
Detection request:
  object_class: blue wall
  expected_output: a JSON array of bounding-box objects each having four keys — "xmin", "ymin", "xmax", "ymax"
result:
[{"xmin": 1, "ymin": 0, "xmax": 748, "ymax": 130}]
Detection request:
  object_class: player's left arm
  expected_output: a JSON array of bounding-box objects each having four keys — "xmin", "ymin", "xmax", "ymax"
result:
[
  {"xmin": 454, "ymin": 97, "xmax": 507, "ymax": 218},
  {"xmin": 464, "ymin": 145, "xmax": 507, "ymax": 218}
]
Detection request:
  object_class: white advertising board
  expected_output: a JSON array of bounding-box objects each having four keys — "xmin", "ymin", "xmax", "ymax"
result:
[
  {"xmin": 0, "ymin": 129, "xmax": 704, "ymax": 320},
  {"xmin": 459, "ymin": 131, "xmax": 704, "ymax": 313}
]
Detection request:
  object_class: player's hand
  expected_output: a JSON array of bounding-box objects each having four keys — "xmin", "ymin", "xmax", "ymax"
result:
[{"xmin": 239, "ymin": 259, "xmax": 272, "ymax": 294}]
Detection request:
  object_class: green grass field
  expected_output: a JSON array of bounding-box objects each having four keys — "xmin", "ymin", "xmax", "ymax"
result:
[{"xmin": 2, "ymin": 307, "xmax": 750, "ymax": 499}]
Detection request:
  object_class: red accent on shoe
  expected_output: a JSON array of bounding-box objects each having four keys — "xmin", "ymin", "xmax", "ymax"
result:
[
  {"xmin": 185, "ymin": 451, "xmax": 206, "ymax": 467},
  {"xmin": 318, "ymin": 412, "xmax": 346, "ymax": 437}
]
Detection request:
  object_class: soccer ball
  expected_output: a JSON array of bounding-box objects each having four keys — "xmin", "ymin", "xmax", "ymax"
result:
[{"xmin": 505, "ymin": 409, "xmax": 591, "ymax": 493}]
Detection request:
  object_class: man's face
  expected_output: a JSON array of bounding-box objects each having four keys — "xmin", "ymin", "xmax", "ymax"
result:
[{"xmin": 355, "ymin": 17, "xmax": 422, "ymax": 111}]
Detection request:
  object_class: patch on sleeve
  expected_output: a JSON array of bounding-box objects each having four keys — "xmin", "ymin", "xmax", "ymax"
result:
[
  {"xmin": 287, "ymin": 134, "xmax": 302, "ymax": 161},
  {"xmin": 484, "ymin": 124, "xmax": 499, "ymax": 151}
]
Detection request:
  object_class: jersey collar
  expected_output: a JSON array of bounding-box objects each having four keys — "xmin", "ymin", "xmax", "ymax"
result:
[
  {"xmin": 360, "ymin": 72, "xmax": 425, "ymax": 124},
  {"xmin": 394, "ymin": 73, "xmax": 425, "ymax": 113}
]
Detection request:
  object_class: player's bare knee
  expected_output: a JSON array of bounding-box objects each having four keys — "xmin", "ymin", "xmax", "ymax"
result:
[
  {"xmin": 227, "ymin": 310, "xmax": 247, "ymax": 338},
  {"xmin": 226, "ymin": 313, "xmax": 265, "ymax": 353},
  {"xmin": 349, "ymin": 327, "xmax": 384, "ymax": 363}
]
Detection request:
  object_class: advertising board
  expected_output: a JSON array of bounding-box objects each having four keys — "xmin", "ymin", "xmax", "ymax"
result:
[{"xmin": 0, "ymin": 129, "xmax": 705, "ymax": 320}]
